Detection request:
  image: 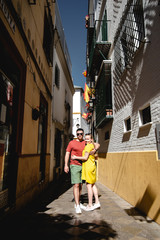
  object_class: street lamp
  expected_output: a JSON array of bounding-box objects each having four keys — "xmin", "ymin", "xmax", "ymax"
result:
[{"xmin": 89, "ymin": 101, "xmax": 93, "ymax": 108}]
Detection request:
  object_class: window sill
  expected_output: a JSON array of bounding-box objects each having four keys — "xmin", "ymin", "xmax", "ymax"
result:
[
  {"xmin": 123, "ymin": 130, "xmax": 132, "ymax": 134},
  {"xmin": 139, "ymin": 122, "xmax": 152, "ymax": 129}
]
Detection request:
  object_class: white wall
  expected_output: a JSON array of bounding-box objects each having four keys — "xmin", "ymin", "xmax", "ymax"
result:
[
  {"xmin": 73, "ymin": 89, "xmax": 81, "ymax": 137},
  {"xmin": 81, "ymin": 90, "xmax": 90, "ymax": 134},
  {"xmin": 72, "ymin": 87, "xmax": 89, "ymax": 137},
  {"xmin": 50, "ymin": 48, "xmax": 73, "ymax": 180},
  {"xmin": 98, "ymin": 0, "xmax": 160, "ymax": 154}
]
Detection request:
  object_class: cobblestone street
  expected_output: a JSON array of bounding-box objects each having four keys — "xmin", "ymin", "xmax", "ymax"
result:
[{"xmin": 1, "ymin": 175, "xmax": 160, "ymax": 240}]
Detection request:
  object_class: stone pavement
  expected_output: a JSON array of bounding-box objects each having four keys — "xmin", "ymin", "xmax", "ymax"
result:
[{"xmin": 1, "ymin": 175, "xmax": 160, "ymax": 240}]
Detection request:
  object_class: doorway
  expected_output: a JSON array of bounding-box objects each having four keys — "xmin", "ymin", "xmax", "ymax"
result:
[
  {"xmin": 0, "ymin": 20, "xmax": 26, "ymax": 208},
  {"xmin": 37, "ymin": 94, "xmax": 48, "ymax": 181},
  {"xmin": 54, "ymin": 129, "xmax": 62, "ymax": 168}
]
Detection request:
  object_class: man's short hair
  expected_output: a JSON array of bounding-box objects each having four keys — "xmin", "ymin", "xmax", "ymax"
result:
[{"xmin": 76, "ymin": 128, "xmax": 84, "ymax": 133}]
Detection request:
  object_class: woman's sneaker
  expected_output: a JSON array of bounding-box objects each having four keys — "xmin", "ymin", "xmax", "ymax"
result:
[
  {"xmin": 75, "ymin": 204, "xmax": 82, "ymax": 214},
  {"xmin": 83, "ymin": 205, "xmax": 94, "ymax": 211},
  {"xmin": 93, "ymin": 202, "xmax": 101, "ymax": 210}
]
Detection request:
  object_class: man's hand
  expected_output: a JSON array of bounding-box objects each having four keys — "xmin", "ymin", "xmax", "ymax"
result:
[
  {"xmin": 64, "ymin": 151, "xmax": 70, "ymax": 173},
  {"xmin": 90, "ymin": 142, "xmax": 100, "ymax": 156},
  {"xmin": 90, "ymin": 149, "xmax": 97, "ymax": 156},
  {"xmin": 64, "ymin": 165, "xmax": 69, "ymax": 173}
]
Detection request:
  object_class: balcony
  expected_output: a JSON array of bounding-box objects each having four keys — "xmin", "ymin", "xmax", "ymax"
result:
[
  {"xmin": 85, "ymin": 13, "xmax": 94, "ymax": 29},
  {"xmin": 88, "ymin": 20, "xmax": 111, "ymax": 77},
  {"xmin": 86, "ymin": 14, "xmax": 95, "ymax": 54},
  {"xmin": 96, "ymin": 60, "xmax": 113, "ymax": 128}
]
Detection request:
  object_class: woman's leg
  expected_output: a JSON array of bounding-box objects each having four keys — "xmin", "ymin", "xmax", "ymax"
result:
[
  {"xmin": 86, "ymin": 183, "xmax": 93, "ymax": 206},
  {"xmin": 92, "ymin": 184, "xmax": 99, "ymax": 204}
]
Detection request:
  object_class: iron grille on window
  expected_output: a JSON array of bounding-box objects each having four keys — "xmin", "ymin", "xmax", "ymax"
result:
[{"xmin": 113, "ymin": 0, "xmax": 145, "ymax": 82}]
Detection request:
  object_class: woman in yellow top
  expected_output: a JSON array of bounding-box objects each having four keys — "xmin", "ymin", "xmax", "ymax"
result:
[{"xmin": 72, "ymin": 133, "xmax": 100, "ymax": 211}]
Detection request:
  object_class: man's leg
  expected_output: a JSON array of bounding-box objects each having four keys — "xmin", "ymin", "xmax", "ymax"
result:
[
  {"xmin": 79, "ymin": 183, "xmax": 82, "ymax": 202},
  {"xmin": 70, "ymin": 165, "xmax": 82, "ymax": 213},
  {"xmin": 73, "ymin": 183, "xmax": 80, "ymax": 205},
  {"xmin": 73, "ymin": 183, "xmax": 82, "ymax": 214}
]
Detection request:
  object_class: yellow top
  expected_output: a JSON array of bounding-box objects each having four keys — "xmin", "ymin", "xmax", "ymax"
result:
[{"xmin": 81, "ymin": 143, "xmax": 96, "ymax": 184}]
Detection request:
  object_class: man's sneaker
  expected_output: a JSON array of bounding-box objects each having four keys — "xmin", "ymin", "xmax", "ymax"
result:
[
  {"xmin": 93, "ymin": 202, "xmax": 101, "ymax": 210},
  {"xmin": 75, "ymin": 204, "xmax": 82, "ymax": 214},
  {"xmin": 80, "ymin": 203, "xmax": 86, "ymax": 210}
]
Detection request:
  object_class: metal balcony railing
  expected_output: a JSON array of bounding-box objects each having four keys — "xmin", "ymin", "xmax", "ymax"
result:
[
  {"xmin": 88, "ymin": 20, "xmax": 111, "ymax": 76},
  {"xmin": 96, "ymin": 105, "xmax": 113, "ymax": 128},
  {"xmin": 96, "ymin": 60, "xmax": 113, "ymax": 128}
]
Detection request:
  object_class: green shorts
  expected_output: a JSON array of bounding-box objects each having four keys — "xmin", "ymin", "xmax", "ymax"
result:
[{"xmin": 70, "ymin": 165, "xmax": 82, "ymax": 184}]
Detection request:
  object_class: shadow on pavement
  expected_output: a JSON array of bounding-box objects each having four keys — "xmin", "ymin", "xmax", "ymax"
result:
[
  {"xmin": 125, "ymin": 207, "xmax": 153, "ymax": 223},
  {"xmin": 1, "ymin": 212, "xmax": 118, "ymax": 240},
  {"xmin": 80, "ymin": 193, "xmax": 102, "ymax": 204},
  {"xmin": 0, "ymin": 174, "xmax": 118, "ymax": 239}
]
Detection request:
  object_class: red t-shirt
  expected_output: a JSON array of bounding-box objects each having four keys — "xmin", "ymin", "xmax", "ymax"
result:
[{"xmin": 66, "ymin": 140, "xmax": 85, "ymax": 166}]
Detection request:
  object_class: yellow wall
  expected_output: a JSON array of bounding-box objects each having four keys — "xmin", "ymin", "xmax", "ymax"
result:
[
  {"xmin": 98, "ymin": 151, "xmax": 160, "ymax": 224},
  {"xmin": 16, "ymin": 154, "xmax": 50, "ymax": 209},
  {"xmin": 0, "ymin": 0, "xmax": 53, "ymax": 209}
]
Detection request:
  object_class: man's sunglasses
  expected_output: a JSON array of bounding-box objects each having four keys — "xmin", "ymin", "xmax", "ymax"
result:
[{"xmin": 77, "ymin": 133, "xmax": 83, "ymax": 136}]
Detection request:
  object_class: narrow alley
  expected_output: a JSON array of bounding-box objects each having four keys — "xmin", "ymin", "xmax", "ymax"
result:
[
  {"xmin": 1, "ymin": 1, "xmax": 160, "ymax": 238},
  {"xmin": 1, "ymin": 175, "xmax": 160, "ymax": 240}
]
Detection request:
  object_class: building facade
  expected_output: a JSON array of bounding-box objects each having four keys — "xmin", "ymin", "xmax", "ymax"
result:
[
  {"xmin": 50, "ymin": 2, "xmax": 74, "ymax": 181},
  {"xmin": 0, "ymin": 0, "xmax": 74, "ymax": 212},
  {"xmin": 72, "ymin": 86, "xmax": 89, "ymax": 137},
  {"xmin": 86, "ymin": 0, "xmax": 160, "ymax": 224}
]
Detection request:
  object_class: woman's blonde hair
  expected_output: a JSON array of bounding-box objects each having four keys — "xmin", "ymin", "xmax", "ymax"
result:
[{"xmin": 85, "ymin": 133, "xmax": 94, "ymax": 143}]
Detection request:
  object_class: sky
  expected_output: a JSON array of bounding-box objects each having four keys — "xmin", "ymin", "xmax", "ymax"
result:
[{"xmin": 57, "ymin": 0, "xmax": 88, "ymax": 89}]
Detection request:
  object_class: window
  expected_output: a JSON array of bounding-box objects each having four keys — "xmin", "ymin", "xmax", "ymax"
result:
[
  {"xmin": 55, "ymin": 64, "xmax": 60, "ymax": 88},
  {"xmin": 54, "ymin": 128, "xmax": 62, "ymax": 167},
  {"xmin": 43, "ymin": 9, "xmax": 54, "ymax": 66},
  {"xmin": 114, "ymin": 0, "xmax": 145, "ymax": 81},
  {"xmin": 139, "ymin": 105, "xmax": 152, "ymax": 126},
  {"xmin": 124, "ymin": 117, "xmax": 131, "ymax": 132},
  {"xmin": 105, "ymin": 131, "xmax": 110, "ymax": 141},
  {"xmin": 101, "ymin": 10, "xmax": 108, "ymax": 41},
  {"xmin": 121, "ymin": 27, "xmax": 128, "ymax": 68},
  {"xmin": 64, "ymin": 101, "xmax": 71, "ymax": 129},
  {"xmin": 37, "ymin": 94, "xmax": 48, "ymax": 181}
]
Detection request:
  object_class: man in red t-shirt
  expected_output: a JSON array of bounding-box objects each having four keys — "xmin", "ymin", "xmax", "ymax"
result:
[{"xmin": 64, "ymin": 128, "xmax": 99, "ymax": 214}]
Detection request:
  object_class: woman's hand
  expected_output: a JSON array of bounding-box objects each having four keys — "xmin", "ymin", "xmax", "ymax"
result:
[{"xmin": 71, "ymin": 155, "xmax": 77, "ymax": 160}]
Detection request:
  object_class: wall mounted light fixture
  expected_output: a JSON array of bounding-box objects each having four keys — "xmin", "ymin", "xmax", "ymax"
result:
[
  {"xmin": 32, "ymin": 108, "xmax": 40, "ymax": 120},
  {"xmin": 28, "ymin": 0, "xmax": 36, "ymax": 5}
]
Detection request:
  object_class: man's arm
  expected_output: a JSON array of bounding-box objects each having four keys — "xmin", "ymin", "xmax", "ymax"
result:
[
  {"xmin": 64, "ymin": 151, "xmax": 70, "ymax": 173},
  {"xmin": 71, "ymin": 152, "xmax": 89, "ymax": 161},
  {"xmin": 90, "ymin": 142, "xmax": 100, "ymax": 155},
  {"xmin": 94, "ymin": 142, "xmax": 100, "ymax": 151}
]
